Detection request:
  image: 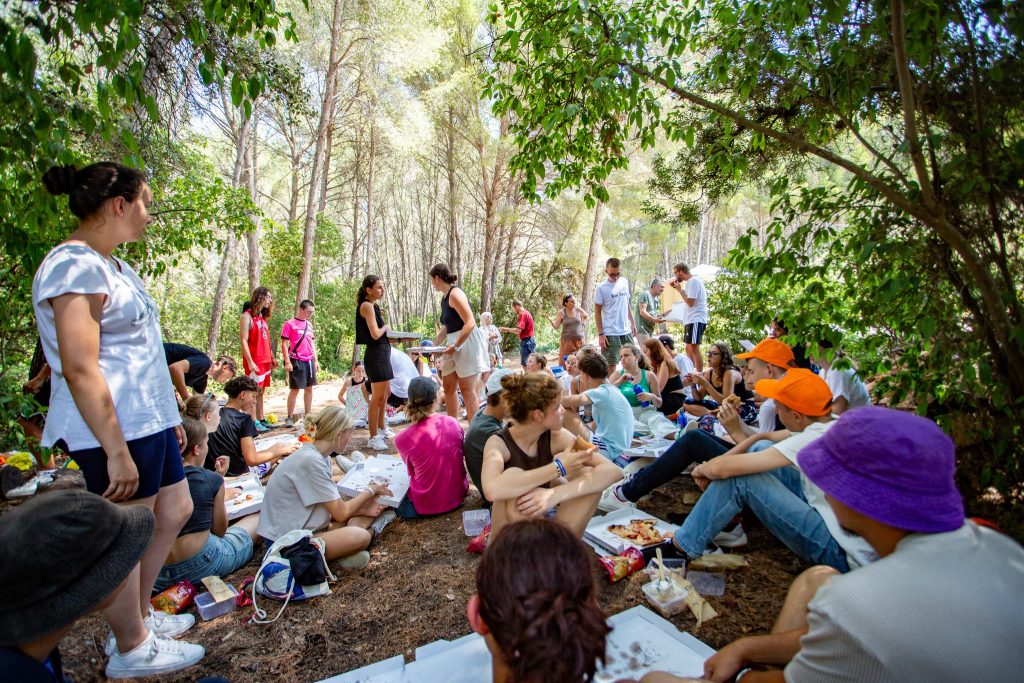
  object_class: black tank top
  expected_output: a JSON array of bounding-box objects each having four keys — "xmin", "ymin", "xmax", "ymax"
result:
[
  {"xmin": 440, "ymin": 287, "xmax": 466, "ymax": 333},
  {"xmin": 499, "ymin": 426, "xmax": 554, "ymax": 487},
  {"xmin": 356, "ymin": 303, "xmax": 389, "ymax": 346}
]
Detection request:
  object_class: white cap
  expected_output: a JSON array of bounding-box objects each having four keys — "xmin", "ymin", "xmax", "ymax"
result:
[{"xmin": 486, "ymin": 369, "xmax": 517, "ymax": 396}]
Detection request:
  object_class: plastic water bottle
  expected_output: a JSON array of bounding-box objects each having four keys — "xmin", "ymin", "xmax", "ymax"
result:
[{"xmin": 634, "ymin": 384, "xmax": 651, "ymax": 408}]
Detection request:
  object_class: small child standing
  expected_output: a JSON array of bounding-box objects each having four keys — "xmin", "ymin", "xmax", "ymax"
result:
[{"xmin": 338, "ymin": 361, "xmax": 371, "ymax": 428}]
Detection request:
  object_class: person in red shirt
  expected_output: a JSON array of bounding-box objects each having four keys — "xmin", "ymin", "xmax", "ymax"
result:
[
  {"xmin": 240, "ymin": 286, "xmax": 275, "ymax": 429},
  {"xmin": 499, "ymin": 300, "xmax": 535, "ymax": 367}
]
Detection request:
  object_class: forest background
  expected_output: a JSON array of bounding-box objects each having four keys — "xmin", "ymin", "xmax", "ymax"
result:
[{"xmin": 0, "ymin": 0, "xmax": 1021, "ymax": 533}]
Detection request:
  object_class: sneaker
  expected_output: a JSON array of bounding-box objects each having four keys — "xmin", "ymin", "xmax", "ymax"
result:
[
  {"xmin": 283, "ymin": 418, "xmax": 294, "ymax": 428},
  {"xmin": 350, "ymin": 451, "xmax": 367, "ymax": 463},
  {"xmin": 713, "ymin": 523, "xmax": 749, "ymax": 548},
  {"xmin": 335, "ymin": 454, "xmax": 355, "ymax": 473},
  {"xmin": 337, "ymin": 550, "xmax": 371, "ymax": 569},
  {"xmin": 254, "ymin": 420, "xmax": 270, "ymax": 433},
  {"xmin": 597, "ymin": 486, "xmax": 633, "ymax": 513},
  {"xmin": 381, "ymin": 426, "xmax": 396, "ymax": 439},
  {"xmin": 367, "ymin": 435, "xmax": 388, "ymax": 451},
  {"xmin": 105, "ymin": 609, "xmax": 195, "ymax": 656},
  {"xmin": 700, "ymin": 542, "xmax": 724, "ymax": 557},
  {"xmin": 370, "ymin": 510, "xmax": 397, "ymax": 536},
  {"xmin": 106, "ymin": 631, "xmax": 204, "ymax": 678}
]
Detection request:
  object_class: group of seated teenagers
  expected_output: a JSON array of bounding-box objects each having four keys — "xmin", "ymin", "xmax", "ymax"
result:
[{"xmin": 6, "ymin": 408, "xmax": 1022, "ymax": 682}]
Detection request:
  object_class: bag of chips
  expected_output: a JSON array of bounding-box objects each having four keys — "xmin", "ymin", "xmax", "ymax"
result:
[
  {"xmin": 150, "ymin": 580, "xmax": 197, "ymax": 614},
  {"xmin": 597, "ymin": 547, "xmax": 645, "ymax": 583}
]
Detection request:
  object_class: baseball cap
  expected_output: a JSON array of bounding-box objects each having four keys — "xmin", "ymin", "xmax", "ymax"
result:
[
  {"xmin": 754, "ymin": 368, "xmax": 833, "ymax": 416},
  {"xmin": 736, "ymin": 338, "xmax": 795, "ymax": 368},
  {"xmin": 486, "ymin": 369, "xmax": 516, "ymax": 396},
  {"xmin": 408, "ymin": 376, "xmax": 438, "ymax": 405}
]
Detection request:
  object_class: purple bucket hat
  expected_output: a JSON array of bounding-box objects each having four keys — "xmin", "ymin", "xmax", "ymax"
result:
[{"xmin": 797, "ymin": 406, "xmax": 964, "ymax": 533}]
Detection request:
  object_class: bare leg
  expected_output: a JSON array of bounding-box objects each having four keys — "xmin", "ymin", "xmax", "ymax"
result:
[
  {"xmin": 102, "ymin": 563, "xmax": 149, "ymax": 654},
  {"xmin": 303, "ymin": 386, "xmax": 314, "ymax": 416},
  {"xmin": 551, "ymin": 489, "xmax": 602, "ymax": 537},
  {"xmin": 489, "ymin": 498, "xmax": 527, "ymax": 540},
  {"xmin": 230, "ymin": 513, "xmax": 262, "ymax": 542},
  {"xmin": 255, "ymin": 386, "xmax": 266, "ymax": 421},
  {"xmin": 442, "ymin": 372, "xmax": 460, "ymax": 419},
  {"xmin": 286, "ymin": 388, "xmax": 298, "ymax": 420},
  {"xmin": 314, "ymin": 527, "xmax": 372, "ymax": 561},
  {"xmin": 138, "ymin": 481, "xmax": 193, "ymax": 614},
  {"xmin": 687, "ymin": 343, "xmax": 703, "ymax": 373},
  {"xmin": 772, "ymin": 565, "xmax": 839, "ymax": 633},
  {"xmin": 561, "ymin": 406, "xmax": 593, "ymax": 442},
  {"xmin": 368, "ymin": 380, "xmax": 390, "ymax": 437},
  {"xmin": 458, "ymin": 374, "xmax": 480, "ymax": 419}
]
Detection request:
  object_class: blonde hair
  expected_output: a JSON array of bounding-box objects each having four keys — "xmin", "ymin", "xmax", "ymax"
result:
[
  {"xmin": 308, "ymin": 405, "xmax": 354, "ymax": 442},
  {"xmin": 182, "ymin": 393, "xmax": 218, "ymax": 421},
  {"xmin": 501, "ymin": 372, "xmax": 562, "ymax": 423},
  {"xmin": 180, "ymin": 417, "xmax": 208, "ymax": 459},
  {"xmin": 406, "ymin": 396, "xmax": 436, "ymax": 424}
]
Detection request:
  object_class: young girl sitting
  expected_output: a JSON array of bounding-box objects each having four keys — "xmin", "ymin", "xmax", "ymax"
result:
[
  {"xmin": 257, "ymin": 407, "xmax": 392, "ymax": 568},
  {"xmin": 524, "ymin": 352, "xmax": 556, "ymax": 378},
  {"xmin": 183, "ymin": 392, "xmax": 221, "ymax": 434},
  {"xmin": 481, "ymin": 373, "xmax": 622, "ymax": 537},
  {"xmin": 393, "ymin": 377, "xmax": 469, "ymax": 519},
  {"xmin": 338, "ymin": 361, "xmax": 371, "ymax": 428},
  {"xmin": 466, "ymin": 518, "xmax": 611, "ymax": 683},
  {"xmin": 610, "ymin": 344, "xmax": 678, "ymax": 439},
  {"xmin": 154, "ymin": 417, "xmax": 259, "ymax": 591}
]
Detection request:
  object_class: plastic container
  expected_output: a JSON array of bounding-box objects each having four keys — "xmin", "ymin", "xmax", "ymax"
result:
[
  {"xmin": 195, "ymin": 585, "xmax": 240, "ymax": 621},
  {"xmin": 462, "ymin": 509, "xmax": 491, "ymax": 537},
  {"xmin": 642, "ymin": 578, "xmax": 689, "ymax": 617}
]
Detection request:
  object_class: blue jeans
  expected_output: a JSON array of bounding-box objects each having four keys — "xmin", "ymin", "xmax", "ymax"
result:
[
  {"xmin": 519, "ymin": 337, "xmax": 536, "ymax": 366},
  {"xmin": 154, "ymin": 526, "xmax": 254, "ymax": 592},
  {"xmin": 621, "ymin": 430, "xmax": 731, "ymax": 501},
  {"xmin": 674, "ymin": 466, "xmax": 850, "ymax": 571}
]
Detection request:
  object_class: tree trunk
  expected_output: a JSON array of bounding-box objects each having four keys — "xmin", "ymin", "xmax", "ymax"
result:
[
  {"xmin": 446, "ymin": 107, "xmax": 459, "ymax": 272},
  {"xmin": 296, "ymin": 0, "xmax": 345, "ymax": 306},
  {"xmin": 363, "ymin": 120, "xmax": 376, "ymax": 273},
  {"xmin": 580, "ymin": 192, "xmax": 607, "ymax": 317},
  {"xmin": 245, "ymin": 110, "xmax": 261, "ymax": 292},
  {"xmin": 348, "ymin": 135, "xmax": 361, "ymax": 278}
]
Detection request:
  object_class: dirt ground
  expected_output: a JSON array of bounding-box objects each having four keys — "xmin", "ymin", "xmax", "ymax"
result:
[{"xmin": 51, "ymin": 377, "xmax": 806, "ymax": 682}]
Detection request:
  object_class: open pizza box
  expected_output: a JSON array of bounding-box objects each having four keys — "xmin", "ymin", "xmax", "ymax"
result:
[
  {"xmin": 223, "ymin": 472, "xmax": 265, "ymax": 521},
  {"xmin": 584, "ymin": 507, "xmax": 679, "ymax": 555},
  {"xmin": 318, "ymin": 606, "xmax": 714, "ymax": 683},
  {"xmin": 337, "ymin": 454, "xmax": 409, "ymax": 508}
]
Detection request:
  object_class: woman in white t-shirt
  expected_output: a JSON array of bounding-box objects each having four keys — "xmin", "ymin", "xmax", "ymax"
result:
[{"xmin": 32, "ymin": 163, "xmax": 203, "ymax": 675}]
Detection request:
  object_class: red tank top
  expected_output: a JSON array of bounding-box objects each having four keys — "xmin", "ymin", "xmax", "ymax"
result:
[{"xmin": 247, "ymin": 314, "xmax": 272, "ymax": 365}]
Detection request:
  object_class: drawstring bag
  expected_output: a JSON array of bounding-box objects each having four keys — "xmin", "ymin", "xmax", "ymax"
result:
[{"xmin": 252, "ymin": 530, "xmax": 335, "ymax": 623}]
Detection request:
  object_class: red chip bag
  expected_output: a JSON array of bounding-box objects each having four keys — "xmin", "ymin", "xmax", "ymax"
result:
[
  {"xmin": 597, "ymin": 547, "xmax": 645, "ymax": 583},
  {"xmin": 466, "ymin": 525, "xmax": 491, "ymax": 554},
  {"xmin": 150, "ymin": 580, "xmax": 197, "ymax": 614}
]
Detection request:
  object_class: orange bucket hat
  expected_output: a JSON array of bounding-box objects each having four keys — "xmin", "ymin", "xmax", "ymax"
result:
[
  {"xmin": 754, "ymin": 368, "xmax": 833, "ymax": 416},
  {"xmin": 736, "ymin": 338, "xmax": 795, "ymax": 368}
]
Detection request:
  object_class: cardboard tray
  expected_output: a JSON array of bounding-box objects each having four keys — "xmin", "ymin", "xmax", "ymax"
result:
[
  {"xmin": 336, "ymin": 455, "xmax": 410, "ymax": 508},
  {"xmin": 253, "ymin": 433, "xmax": 298, "ymax": 453},
  {"xmin": 223, "ymin": 472, "xmax": 264, "ymax": 520},
  {"xmin": 584, "ymin": 507, "xmax": 679, "ymax": 554}
]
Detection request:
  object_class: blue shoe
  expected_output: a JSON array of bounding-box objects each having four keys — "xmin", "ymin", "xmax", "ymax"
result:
[{"xmin": 254, "ymin": 420, "xmax": 270, "ymax": 433}]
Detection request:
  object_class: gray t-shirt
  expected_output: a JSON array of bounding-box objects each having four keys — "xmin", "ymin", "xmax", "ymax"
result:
[
  {"xmin": 786, "ymin": 523, "xmax": 1024, "ymax": 682},
  {"xmin": 463, "ymin": 412, "xmax": 503, "ymax": 503},
  {"xmin": 257, "ymin": 444, "xmax": 339, "ymax": 542},
  {"xmin": 635, "ymin": 289, "xmax": 659, "ymax": 336}
]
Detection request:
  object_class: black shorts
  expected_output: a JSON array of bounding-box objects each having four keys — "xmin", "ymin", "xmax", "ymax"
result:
[
  {"xmin": 71, "ymin": 427, "xmax": 184, "ymax": 499},
  {"xmin": 683, "ymin": 322, "xmax": 707, "ymax": 345},
  {"xmin": 288, "ymin": 359, "xmax": 317, "ymax": 389},
  {"xmin": 364, "ymin": 344, "xmax": 394, "ymax": 383}
]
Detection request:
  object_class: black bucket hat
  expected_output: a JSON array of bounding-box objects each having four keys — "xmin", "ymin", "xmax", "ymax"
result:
[{"xmin": 0, "ymin": 490, "xmax": 155, "ymax": 645}]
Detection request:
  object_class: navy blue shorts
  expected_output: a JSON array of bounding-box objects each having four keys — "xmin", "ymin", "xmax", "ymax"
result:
[{"xmin": 70, "ymin": 427, "xmax": 185, "ymax": 499}]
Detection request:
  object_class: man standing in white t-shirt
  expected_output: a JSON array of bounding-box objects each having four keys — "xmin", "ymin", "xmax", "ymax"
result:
[
  {"xmin": 593, "ymin": 257, "xmax": 636, "ymax": 374},
  {"xmin": 668, "ymin": 262, "xmax": 708, "ymax": 372}
]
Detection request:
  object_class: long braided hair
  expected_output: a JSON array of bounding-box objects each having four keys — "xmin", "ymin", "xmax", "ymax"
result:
[{"xmin": 476, "ymin": 519, "xmax": 610, "ymax": 682}]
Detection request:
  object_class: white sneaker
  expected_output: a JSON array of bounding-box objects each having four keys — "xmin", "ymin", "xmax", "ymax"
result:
[
  {"xmin": 367, "ymin": 435, "xmax": 388, "ymax": 451},
  {"xmin": 370, "ymin": 510, "xmax": 397, "ymax": 536},
  {"xmin": 350, "ymin": 450, "xmax": 367, "ymax": 463},
  {"xmin": 597, "ymin": 486, "xmax": 633, "ymax": 513},
  {"xmin": 337, "ymin": 550, "xmax": 370, "ymax": 569},
  {"xmin": 381, "ymin": 426, "xmax": 396, "ymax": 439},
  {"xmin": 105, "ymin": 609, "xmax": 195, "ymax": 656},
  {"xmin": 106, "ymin": 631, "xmax": 204, "ymax": 678},
  {"xmin": 713, "ymin": 524, "xmax": 749, "ymax": 548},
  {"xmin": 335, "ymin": 454, "xmax": 355, "ymax": 472}
]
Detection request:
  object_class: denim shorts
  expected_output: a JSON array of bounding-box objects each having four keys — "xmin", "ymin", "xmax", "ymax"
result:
[
  {"xmin": 153, "ymin": 526, "xmax": 254, "ymax": 592},
  {"xmin": 71, "ymin": 427, "xmax": 185, "ymax": 499}
]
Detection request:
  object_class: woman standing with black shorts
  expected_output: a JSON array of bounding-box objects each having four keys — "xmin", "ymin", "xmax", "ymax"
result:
[{"xmin": 357, "ymin": 275, "xmax": 393, "ymax": 451}]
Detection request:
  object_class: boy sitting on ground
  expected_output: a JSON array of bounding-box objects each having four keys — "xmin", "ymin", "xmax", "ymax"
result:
[
  {"xmin": 561, "ymin": 352, "xmax": 634, "ymax": 466},
  {"xmin": 641, "ymin": 407, "xmax": 1024, "ymax": 683},
  {"xmin": 207, "ymin": 376, "xmax": 299, "ymax": 476}
]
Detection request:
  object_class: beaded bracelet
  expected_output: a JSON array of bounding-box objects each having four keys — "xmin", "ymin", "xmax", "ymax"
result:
[{"xmin": 553, "ymin": 458, "xmax": 567, "ymax": 477}]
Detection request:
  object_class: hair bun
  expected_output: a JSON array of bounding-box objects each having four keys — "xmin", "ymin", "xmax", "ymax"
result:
[{"xmin": 42, "ymin": 165, "xmax": 78, "ymax": 196}]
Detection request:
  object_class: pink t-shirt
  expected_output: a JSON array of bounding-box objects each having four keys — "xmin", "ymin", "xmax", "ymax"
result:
[
  {"xmin": 394, "ymin": 414, "xmax": 468, "ymax": 515},
  {"xmin": 280, "ymin": 318, "xmax": 315, "ymax": 361}
]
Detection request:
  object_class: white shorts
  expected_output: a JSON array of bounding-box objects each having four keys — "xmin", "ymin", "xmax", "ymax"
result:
[{"xmin": 441, "ymin": 327, "xmax": 490, "ymax": 378}]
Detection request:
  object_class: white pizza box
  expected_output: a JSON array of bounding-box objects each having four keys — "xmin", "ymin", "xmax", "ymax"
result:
[
  {"xmin": 664, "ymin": 302, "xmax": 688, "ymax": 324},
  {"xmin": 254, "ymin": 433, "xmax": 298, "ymax": 453},
  {"xmin": 223, "ymin": 472, "xmax": 264, "ymax": 521},
  {"xmin": 622, "ymin": 441, "xmax": 671, "ymax": 460},
  {"xmin": 584, "ymin": 507, "xmax": 679, "ymax": 555},
  {"xmin": 336, "ymin": 454, "xmax": 409, "ymax": 508},
  {"xmin": 416, "ymin": 345, "xmax": 448, "ymax": 354},
  {"xmin": 317, "ymin": 654, "xmax": 408, "ymax": 682},
  {"xmin": 386, "ymin": 330, "xmax": 422, "ymax": 341},
  {"xmin": 371, "ymin": 606, "xmax": 713, "ymax": 683}
]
